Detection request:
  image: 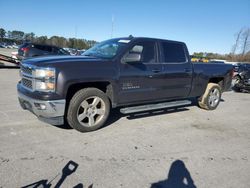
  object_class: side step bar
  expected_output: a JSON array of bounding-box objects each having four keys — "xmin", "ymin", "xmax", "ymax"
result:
[{"xmin": 120, "ymin": 100, "xmax": 191, "ymax": 114}]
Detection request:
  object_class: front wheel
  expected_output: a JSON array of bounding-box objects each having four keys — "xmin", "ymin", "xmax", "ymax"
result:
[
  {"xmin": 198, "ymin": 83, "xmax": 222, "ymax": 110},
  {"xmin": 67, "ymin": 88, "xmax": 110, "ymax": 132}
]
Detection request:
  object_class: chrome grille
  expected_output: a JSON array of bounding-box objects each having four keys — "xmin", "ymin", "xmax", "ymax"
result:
[
  {"xmin": 20, "ymin": 64, "xmax": 34, "ymax": 90},
  {"xmin": 21, "ymin": 65, "xmax": 33, "ymax": 76},
  {"xmin": 21, "ymin": 78, "xmax": 33, "ymax": 90}
]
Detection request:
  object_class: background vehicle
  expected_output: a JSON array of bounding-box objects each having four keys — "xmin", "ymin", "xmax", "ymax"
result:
[
  {"xmin": 17, "ymin": 43, "xmax": 70, "ymax": 60},
  {"xmin": 17, "ymin": 37, "xmax": 233, "ymax": 132},
  {"xmin": 209, "ymin": 60, "xmax": 225, "ymax": 64},
  {"xmin": 232, "ymin": 63, "xmax": 250, "ymax": 92}
]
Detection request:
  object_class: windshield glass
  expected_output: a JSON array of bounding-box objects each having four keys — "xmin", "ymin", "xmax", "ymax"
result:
[{"xmin": 83, "ymin": 39, "xmax": 130, "ymax": 59}]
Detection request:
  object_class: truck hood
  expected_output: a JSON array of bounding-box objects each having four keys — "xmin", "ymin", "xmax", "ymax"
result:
[{"xmin": 21, "ymin": 55, "xmax": 107, "ymax": 67}]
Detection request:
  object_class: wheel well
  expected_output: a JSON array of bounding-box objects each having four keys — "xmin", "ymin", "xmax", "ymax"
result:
[
  {"xmin": 66, "ymin": 82, "xmax": 113, "ymax": 107},
  {"xmin": 208, "ymin": 77, "xmax": 224, "ymax": 88}
]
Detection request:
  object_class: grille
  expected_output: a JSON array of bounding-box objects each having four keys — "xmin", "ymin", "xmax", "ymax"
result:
[
  {"xmin": 21, "ymin": 78, "xmax": 33, "ymax": 90},
  {"xmin": 21, "ymin": 65, "xmax": 33, "ymax": 75}
]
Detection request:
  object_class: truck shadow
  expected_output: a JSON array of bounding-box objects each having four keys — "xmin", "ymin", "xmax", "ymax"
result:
[
  {"xmin": 56, "ymin": 103, "xmax": 194, "ymax": 131},
  {"xmin": 57, "ymin": 98, "xmax": 225, "ymax": 131},
  {"xmin": 105, "ymin": 100, "xmax": 198, "ymax": 128},
  {"xmin": 151, "ymin": 159, "xmax": 197, "ymax": 188},
  {"xmin": 21, "ymin": 160, "xmax": 91, "ymax": 188}
]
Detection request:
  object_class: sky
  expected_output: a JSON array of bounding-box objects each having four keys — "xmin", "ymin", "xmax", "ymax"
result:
[{"xmin": 0, "ymin": 0, "xmax": 249, "ymax": 54}]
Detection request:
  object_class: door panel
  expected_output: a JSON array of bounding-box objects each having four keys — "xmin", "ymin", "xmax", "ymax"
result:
[
  {"xmin": 161, "ymin": 62, "xmax": 192, "ymax": 98},
  {"xmin": 118, "ymin": 40, "xmax": 166, "ymax": 104},
  {"xmin": 118, "ymin": 62, "xmax": 164, "ymax": 104},
  {"xmin": 160, "ymin": 42, "xmax": 193, "ymax": 99}
]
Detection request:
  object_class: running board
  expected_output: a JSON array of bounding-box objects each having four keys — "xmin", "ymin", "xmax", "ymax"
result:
[{"xmin": 120, "ymin": 100, "xmax": 191, "ymax": 114}]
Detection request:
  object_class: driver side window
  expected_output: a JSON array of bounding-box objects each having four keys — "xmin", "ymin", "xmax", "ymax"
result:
[{"xmin": 128, "ymin": 41, "xmax": 156, "ymax": 63}]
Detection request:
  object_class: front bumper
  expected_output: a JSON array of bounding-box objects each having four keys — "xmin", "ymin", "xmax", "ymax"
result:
[{"xmin": 18, "ymin": 91, "xmax": 66, "ymax": 125}]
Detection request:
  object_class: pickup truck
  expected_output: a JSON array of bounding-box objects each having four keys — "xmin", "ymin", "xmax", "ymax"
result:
[{"xmin": 17, "ymin": 37, "xmax": 233, "ymax": 132}]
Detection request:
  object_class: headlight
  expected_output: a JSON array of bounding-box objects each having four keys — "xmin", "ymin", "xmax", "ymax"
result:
[
  {"xmin": 34, "ymin": 80, "xmax": 55, "ymax": 92},
  {"xmin": 33, "ymin": 67, "xmax": 56, "ymax": 92},
  {"xmin": 34, "ymin": 68, "xmax": 55, "ymax": 78}
]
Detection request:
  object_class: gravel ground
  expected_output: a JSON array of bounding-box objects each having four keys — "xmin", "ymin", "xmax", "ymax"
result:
[{"xmin": 0, "ymin": 69, "xmax": 249, "ymax": 188}]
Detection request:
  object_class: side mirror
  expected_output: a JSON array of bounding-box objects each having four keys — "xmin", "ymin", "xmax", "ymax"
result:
[{"xmin": 123, "ymin": 53, "xmax": 141, "ymax": 63}]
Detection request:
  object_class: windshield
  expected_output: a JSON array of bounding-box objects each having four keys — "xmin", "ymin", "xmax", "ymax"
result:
[{"xmin": 83, "ymin": 39, "xmax": 130, "ymax": 59}]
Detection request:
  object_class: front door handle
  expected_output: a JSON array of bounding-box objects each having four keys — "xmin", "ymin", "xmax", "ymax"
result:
[
  {"xmin": 152, "ymin": 69, "xmax": 161, "ymax": 73},
  {"xmin": 184, "ymin": 68, "xmax": 192, "ymax": 73}
]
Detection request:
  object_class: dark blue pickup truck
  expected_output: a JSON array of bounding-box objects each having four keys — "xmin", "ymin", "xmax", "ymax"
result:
[{"xmin": 17, "ymin": 37, "xmax": 233, "ymax": 132}]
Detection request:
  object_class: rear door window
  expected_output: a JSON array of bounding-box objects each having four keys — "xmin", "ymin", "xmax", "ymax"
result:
[{"xmin": 161, "ymin": 42, "xmax": 187, "ymax": 63}]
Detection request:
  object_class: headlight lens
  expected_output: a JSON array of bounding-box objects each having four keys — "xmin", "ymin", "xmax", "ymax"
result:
[
  {"xmin": 33, "ymin": 68, "xmax": 56, "ymax": 92},
  {"xmin": 34, "ymin": 80, "xmax": 55, "ymax": 91},
  {"xmin": 34, "ymin": 69, "xmax": 55, "ymax": 78}
]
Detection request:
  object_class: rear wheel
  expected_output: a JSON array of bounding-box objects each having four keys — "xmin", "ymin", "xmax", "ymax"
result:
[
  {"xmin": 198, "ymin": 83, "xmax": 222, "ymax": 110},
  {"xmin": 67, "ymin": 88, "xmax": 110, "ymax": 132}
]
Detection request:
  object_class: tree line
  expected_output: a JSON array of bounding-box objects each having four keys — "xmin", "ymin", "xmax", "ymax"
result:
[
  {"xmin": 193, "ymin": 28, "xmax": 250, "ymax": 62},
  {"xmin": 0, "ymin": 27, "xmax": 249, "ymax": 62},
  {"xmin": 0, "ymin": 28, "xmax": 96, "ymax": 50}
]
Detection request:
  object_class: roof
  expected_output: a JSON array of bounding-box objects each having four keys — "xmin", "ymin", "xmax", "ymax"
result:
[{"xmin": 110, "ymin": 36, "xmax": 185, "ymax": 45}]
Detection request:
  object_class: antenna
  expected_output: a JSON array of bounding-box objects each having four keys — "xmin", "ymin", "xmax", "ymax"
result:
[{"xmin": 111, "ymin": 14, "xmax": 114, "ymax": 38}]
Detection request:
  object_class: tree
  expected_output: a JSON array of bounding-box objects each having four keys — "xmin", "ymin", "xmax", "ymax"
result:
[
  {"xmin": 0, "ymin": 28, "xmax": 6, "ymax": 42},
  {"xmin": 24, "ymin": 32, "xmax": 36, "ymax": 42},
  {"xmin": 68, "ymin": 38, "xmax": 75, "ymax": 48},
  {"xmin": 231, "ymin": 28, "xmax": 243, "ymax": 55},
  {"xmin": 35, "ymin": 36, "xmax": 48, "ymax": 44},
  {"xmin": 1, "ymin": 27, "xmax": 96, "ymax": 50},
  {"xmin": 230, "ymin": 28, "xmax": 250, "ymax": 62},
  {"xmin": 241, "ymin": 28, "xmax": 250, "ymax": 55},
  {"xmin": 11, "ymin": 30, "xmax": 25, "ymax": 40},
  {"xmin": 7, "ymin": 31, "xmax": 12, "ymax": 38},
  {"xmin": 48, "ymin": 36, "xmax": 67, "ymax": 47}
]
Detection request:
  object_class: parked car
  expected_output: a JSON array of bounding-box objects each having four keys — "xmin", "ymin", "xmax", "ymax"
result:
[
  {"xmin": 0, "ymin": 43, "xmax": 7, "ymax": 48},
  {"xmin": 232, "ymin": 63, "xmax": 250, "ymax": 92},
  {"xmin": 17, "ymin": 43, "xmax": 70, "ymax": 60},
  {"xmin": 78, "ymin": 49, "xmax": 86, "ymax": 55},
  {"xmin": 17, "ymin": 37, "xmax": 233, "ymax": 132}
]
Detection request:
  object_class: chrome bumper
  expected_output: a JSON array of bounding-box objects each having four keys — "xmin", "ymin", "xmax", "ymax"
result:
[{"xmin": 18, "ymin": 91, "xmax": 66, "ymax": 125}]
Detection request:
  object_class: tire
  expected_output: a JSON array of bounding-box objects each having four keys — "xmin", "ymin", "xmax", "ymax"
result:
[
  {"xmin": 67, "ymin": 88, "xmax": 110, "ymax": 132},
  {"xmin": 198, "ymin": 83, "xmax": 222, "ymax": 110}
]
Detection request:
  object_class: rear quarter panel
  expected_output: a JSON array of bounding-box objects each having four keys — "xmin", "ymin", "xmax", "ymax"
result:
[{"xmin": 189, "ymin": 63, "xmax": 233, "ymax": 97}]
